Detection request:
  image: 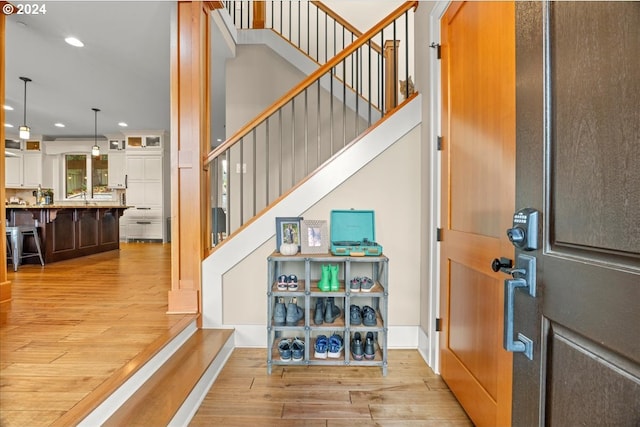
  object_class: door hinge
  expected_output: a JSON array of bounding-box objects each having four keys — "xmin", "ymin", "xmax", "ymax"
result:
[
  {"xmin": 437, "ymin": 136, "xmax": 443, "ymax": 151},
  {"xmin": 435, "ymin": 318, "xmax": 442, "ymax": 332},
  {"xmin": 436, "ymin": 228, "xmax": 443, "ymax": 242},
  {"xmin": 430, "ymin": 42, "xmax": 441, "ymax": 59}
]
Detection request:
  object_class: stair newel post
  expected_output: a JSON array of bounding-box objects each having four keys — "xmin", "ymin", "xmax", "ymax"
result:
[{"xmin": 384, "ymin": 40, "xmax": 400, "ymax": 113}]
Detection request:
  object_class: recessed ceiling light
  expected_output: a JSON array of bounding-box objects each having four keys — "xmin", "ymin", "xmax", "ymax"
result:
[
  {"xmin": 4, "ymin": 123, "xmax": 14, "ymax": 128},
  {"xmin": 54, "ymin": 123, "xmax": 66, "ymax": 128},
  {"xmin": 65, "ymin": 36, "xmax": 84, "ymax": 47},
  {"xmin": 118, "ymin": 122, "xmax": 128, "ymax": 127},
  {"xmin": 3, "ymin": 105, "xmax": 14, "ymax": 111}
]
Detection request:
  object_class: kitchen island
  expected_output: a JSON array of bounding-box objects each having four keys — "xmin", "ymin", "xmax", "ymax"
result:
[{"xmin": 6, "ymin": 204, "xmax": 128, "ymax": 264}]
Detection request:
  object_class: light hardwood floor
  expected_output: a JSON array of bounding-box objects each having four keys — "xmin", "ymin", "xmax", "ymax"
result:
[
  {"xmin": 0, "ymin": 242, "xmax": 192, "ymax": 427},
  {"xmin": 191, "ymin": 348, "xmax": 472, "ymax": 426},
  {"xmin": 1, "ymin": 243, "xmax": 471, "ymax": 427}
]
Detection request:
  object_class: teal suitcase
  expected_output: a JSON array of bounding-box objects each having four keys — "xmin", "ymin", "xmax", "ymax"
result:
[{"xmin": 330, "ymin": 209, "xmax": 382, "ymax": 256}]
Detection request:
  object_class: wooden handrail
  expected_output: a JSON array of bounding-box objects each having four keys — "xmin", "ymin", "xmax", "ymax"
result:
[
  {"xmin": 204, "ymin": 0, "xmax": 417, "ymax": 165},
  {"xmin": 311, "ymin": 1, "xmax": 382, "ymax": 54},
  {"xmin": 206, "ymin": 92, "xmax": 419, "ymax": 256}
]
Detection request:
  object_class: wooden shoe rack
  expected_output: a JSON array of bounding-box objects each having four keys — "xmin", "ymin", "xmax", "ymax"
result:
[{"xmin": 266, "ymin": 252, "xmax": 389, "ymax": 375}]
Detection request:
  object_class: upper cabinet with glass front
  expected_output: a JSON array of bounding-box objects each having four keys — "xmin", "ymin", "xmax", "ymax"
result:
[{"xmin": 126, "ymin": 135, "xmax": 162, "ymax": 150}]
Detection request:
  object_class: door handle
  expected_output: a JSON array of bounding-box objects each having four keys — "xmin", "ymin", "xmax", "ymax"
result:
[
  {"xmin": 504, "ymin": 278, "xmax": 533, "ymax": 360},
  {"xmin": 496, "ymin": 254, "xmax": 537, "ymax": 361}
]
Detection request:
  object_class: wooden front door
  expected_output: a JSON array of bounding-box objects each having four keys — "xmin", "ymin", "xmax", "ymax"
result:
[
  {"xmin": 512, "ymin": 2, "xmax": 640, "ymax": 424},
  {"xmin": 439, "ymin": 2, "xmax": 516, "ymax": 426}
]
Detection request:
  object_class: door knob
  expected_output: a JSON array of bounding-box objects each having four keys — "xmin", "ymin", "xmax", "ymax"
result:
[{"xmin": 491, "ymin": 257, "xmax": 513, "ymax": 273}]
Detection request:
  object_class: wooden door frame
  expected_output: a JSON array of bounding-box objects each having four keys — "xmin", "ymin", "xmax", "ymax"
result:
[
  {"xmin": 426, "ymin": 0, "xmax": 449, "ymax": 373},
  {"xmin": 0, "ymin": 6, "xmax": 8, "ymax": 304}
]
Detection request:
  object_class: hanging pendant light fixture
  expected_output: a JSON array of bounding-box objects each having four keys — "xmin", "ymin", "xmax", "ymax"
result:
[
  {"xmin": 19, "ymin": 77, "xmax": 32, "ymax": 140},
  {"xmin": 92, "ymin": 108, "xmax": 101, "ymax": 157}
]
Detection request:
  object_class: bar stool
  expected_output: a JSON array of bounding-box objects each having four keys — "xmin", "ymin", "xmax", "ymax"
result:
[{"xmin": 5, "ymin": 226, "xmax": 45, "ymax": 271}]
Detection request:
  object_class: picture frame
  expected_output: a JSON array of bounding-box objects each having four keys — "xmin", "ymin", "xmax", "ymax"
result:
[
  {"xmin": 275, "ymin": 217, "xmax": 303, "ymax": 252},
  {"xmin": 300, "ymin": 220, "xmax": 329, "ymax": 254}
]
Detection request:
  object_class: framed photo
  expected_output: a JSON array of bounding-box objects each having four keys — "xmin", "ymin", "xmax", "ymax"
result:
[
  {"xmin": 300, "ymin": 220, "xmax": 329, "ymax": 254},
  {"xmin": 276, "ymin": 217, "xmax": 303, "ymax": 251}
]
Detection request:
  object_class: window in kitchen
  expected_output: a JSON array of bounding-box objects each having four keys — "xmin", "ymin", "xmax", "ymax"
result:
[{"xmin": 65, "ymin": 154, "xmax": 111, "ymax": 200}]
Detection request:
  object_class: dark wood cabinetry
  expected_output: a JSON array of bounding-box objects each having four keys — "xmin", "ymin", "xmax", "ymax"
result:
[{"xmin": 6, "ymin": 205, "xmax": 128, "ymax": 263}]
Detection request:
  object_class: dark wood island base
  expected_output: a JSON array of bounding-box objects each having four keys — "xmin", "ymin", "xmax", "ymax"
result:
[{"xmin": 6, "ymin": 205, "xmax": 128, "ymax": 264}]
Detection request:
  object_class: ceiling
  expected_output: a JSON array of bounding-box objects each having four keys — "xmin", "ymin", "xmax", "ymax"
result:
[{"xmin": 4, "ymin": 1, "xmax": 172, "ymax": 141}]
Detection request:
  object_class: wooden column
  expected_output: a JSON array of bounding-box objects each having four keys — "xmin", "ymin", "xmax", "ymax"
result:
[
  {"xmin": 253, "ymin": 1, "xmax": 266, "ymax": 29},
  {"xmin": 168, "ymin": 1, "xmax": 213, "ymax": 315},
  {"xmin": 384, "ymin": 40, "xmax": 400, "ymax": 113},
  {"xmin": 0, "ymin": 7, "xmax": 10, "ymax": 304}
]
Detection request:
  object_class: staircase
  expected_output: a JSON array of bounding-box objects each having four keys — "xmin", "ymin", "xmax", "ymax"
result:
[
  {"xmin": 207, "ymin": 1, "xmax": 418, "ymax": 247},
  {"xmin": 77, "ymin": 3, "xmax": 421, "ymax": 425}
]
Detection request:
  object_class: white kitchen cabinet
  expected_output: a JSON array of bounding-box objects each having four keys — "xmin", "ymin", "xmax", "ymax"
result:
[
  {"xmin": 108, "ymin": 152, "xmax": 126, "ymax": 188},
  {"xmin": 126, "ymin": 155, "xmax": 162, "ymax": 181},
  {"xmin": 5, "ymin": 156, "xmax": 23, "ymax": 188},
  {"xmin": 123, "ymin": 152, "xmax": 165, "ymax": 242},
  {"xmin": 4, "ymin": 152, "xmax": 42, "ymax": 188},
  {"xmin": 126, "ymin": 135, "xmax": 162, "ymax": 150}
]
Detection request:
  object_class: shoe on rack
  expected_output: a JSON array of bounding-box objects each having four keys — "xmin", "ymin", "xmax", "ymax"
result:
[
  {"xmin": 364, "ymin": 332, "xmax": 375, "ymax": 360},
  {"xmin": 274, "ymin": 297, "xmax": 286, "ymax": 326},
  {"xmin": 324, "ymin": 297, "xmax": 341, "ymax": 324},
  {"xmin": 277, "ymin": 275, "xmax": 289, "ymax": 291},
  {"xmin": 362, "ymin": 305, "xmax": 377, "ymax": 326},
  {"xmin": 351, "ymin": 332, "xmax": 364, "ymax": 360},
  {"xmin": 287, "ymin": 274, "xmax": 299, "ymax": 291},
  {"xmin": 329, "ymin": 265, "xmax": 340, "ymax": 291},
  {"xmin": 360, "ymin": 277, "xmax": 374, "ymax": 292},
  {"xmin": 350, "ymin": 304, "xmax": 362, "ymax": 326},
  {"xmin": 349, "ymin": 277, "xmax": 361, "ymax": 293},
  {"xmin": 314, "ymin": 298, "xmax": 325, "ymax": 325},
  {"xmin": 291, "ymin": 337, "xmax": 305, "ymax": 361},
  {"xmin": 286, "ymin": 297, "xmax": 304, "ymax": 326},
  {"xmin": 328, "ymin": 333, "xmax": 344, "ymax": 358},
  {"xmin": 278, "ymin": 338, "xmax": 292, "ymax": 361},
  {"xmin": 314, "ymin": 335, "xmax": 328, "ymax": 359}
]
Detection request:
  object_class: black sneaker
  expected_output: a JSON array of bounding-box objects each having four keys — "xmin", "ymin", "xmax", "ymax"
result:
[
  {"xmin": 351, "ymin": 332, "xmax": 364, "ymax": 360},
  {"xmin": 350, "ymin": 304, "xmax": 362, "ymax": 326},
  {"xmin": 362, "ymin": 305, "xmax": 377, "ymax": 326},
  {"xmin": 364, "ymin": 332, "xmax": 375, "ymax": 360}
]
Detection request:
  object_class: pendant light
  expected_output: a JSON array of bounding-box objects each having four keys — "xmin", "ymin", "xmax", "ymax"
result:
[
  {"xmin": 19, "ymin": 77, "xmax": 32, "ymax": 140},
  {"xmin": 91, "ymin": 108, "xmax": 101, "ymax": 157}
]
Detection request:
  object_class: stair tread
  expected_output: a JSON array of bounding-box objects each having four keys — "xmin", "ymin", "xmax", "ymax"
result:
[{"xmin": 102, "ymin": 328, "xmax": 234, "ymax": 427}]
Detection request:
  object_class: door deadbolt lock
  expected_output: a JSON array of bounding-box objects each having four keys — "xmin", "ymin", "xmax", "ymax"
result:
[{"xmin": 507, "ymin": 208, "xmax": 539, "ymax": 251}]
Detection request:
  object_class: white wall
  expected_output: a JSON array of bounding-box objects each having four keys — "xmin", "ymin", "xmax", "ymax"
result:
[{"xmin": 221, "ymin": 124, "xmax": 422, "ymax": 343}]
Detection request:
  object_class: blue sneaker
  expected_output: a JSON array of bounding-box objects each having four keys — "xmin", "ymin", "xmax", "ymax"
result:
[
  {"xmin": 291, "ymin": 338, "xmax": 305, "ymax": 361},
  {"xmin": 278, "ymin": 338, "xmax": 292, "ymax": 361},
  {"xmin": 328, "ymin": 333, "xmax": 344, "ymax": 358},
  {"xmin": 314, "ymin": 335, "xmax": 328, "ymax": 359}
]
